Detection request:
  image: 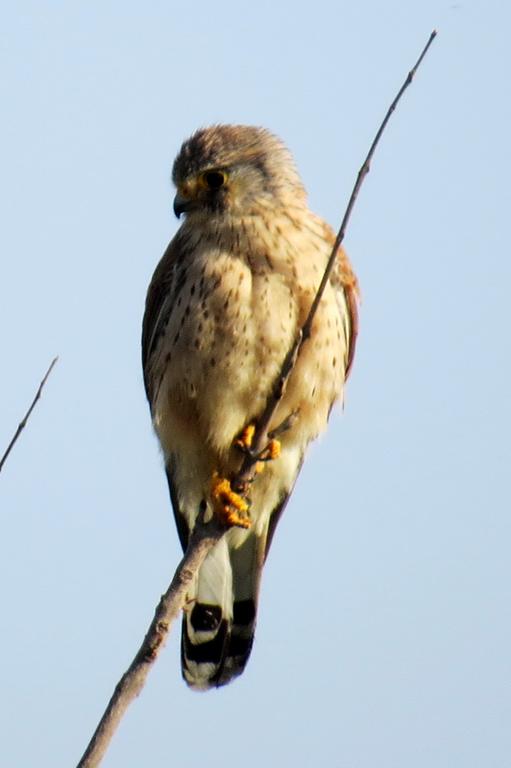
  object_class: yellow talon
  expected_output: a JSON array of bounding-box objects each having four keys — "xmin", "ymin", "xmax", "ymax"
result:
[
  {"xmin": 258, "ymin": 438, "xmax": 282, "ymax": 463},
  {"xmin": 235, "ymin": 423, "xmax": 256, "ymax": 451},
  {"xmin": 211, "ymin": 475, "xmax": 249, "ymax": 513},
  {"xmin": 235, "ymin": 424, "xmax": 281, "ymax": 465},
  {"xmin": 252, "ymin": 439, "xmax": 282, "ymax": 476},
  {"xmin": 224, "ymin": 508, "xmax": 251, "ymax": 529},
  {"xmin": 211, "ymin": 473, "xmax": 251, "ymax": 529},
  {"xmin": 267, "ymin": 438, "xmax": 281, "ymax": 460}
]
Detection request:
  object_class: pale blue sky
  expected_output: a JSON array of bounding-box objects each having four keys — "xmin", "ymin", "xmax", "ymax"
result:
[{"xmin": 1, "ymin": 2, "xmax": 510, "ymax": 767}]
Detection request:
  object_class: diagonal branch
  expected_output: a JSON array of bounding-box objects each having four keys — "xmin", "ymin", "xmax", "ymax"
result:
[
  {"xmin": 0, "ymin": 356, "xmax": 58, "ymax": 474},
  {"xmin": 77, "ymin": 514, "xmax": 224, "ymax": 768},
  {"xmin": 233, "ymin": 29, "xmax": 437, "ymax": 488},
  {"xmin": 75, "ymin": 30, "xmax": 437, "ymax": 768}
]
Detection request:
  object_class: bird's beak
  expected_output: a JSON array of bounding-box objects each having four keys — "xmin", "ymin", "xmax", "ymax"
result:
[{"xmin": 173, "ymin": 190, "xmax": 194, "ymax": 219}]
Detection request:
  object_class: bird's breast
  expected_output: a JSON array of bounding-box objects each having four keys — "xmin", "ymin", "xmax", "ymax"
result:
[{"xmin": 152, "ymin": 214, "xmax": 345, "ymax": 459}]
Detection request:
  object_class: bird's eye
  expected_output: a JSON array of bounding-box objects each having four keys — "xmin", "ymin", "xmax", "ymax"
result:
[{"xmin": 202, "ymin": 170, "xmax": 227, "ymax": 190}]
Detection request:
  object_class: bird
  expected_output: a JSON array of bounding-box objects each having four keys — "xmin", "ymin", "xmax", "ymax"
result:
[{"xmin": 142, "ymin": 124, "xmax": 359, "ymax": 690}]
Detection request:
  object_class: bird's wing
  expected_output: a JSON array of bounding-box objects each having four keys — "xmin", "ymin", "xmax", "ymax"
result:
[
  {"xmin": 165, "ymin": 456, "xmax": 190, "ymax": 550},
  {"xmin": 141, "ymin": 238, "xmax": 180, "ymax": 404},
  {"xmin": 320, "ymin": 222, "xmax": 360, "ymax": 379},
  {"xmin": 142, "ymin": 236, "xmax": 192, "ymax": 551}
]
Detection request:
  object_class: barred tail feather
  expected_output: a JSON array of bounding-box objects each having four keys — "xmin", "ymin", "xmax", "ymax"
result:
[
  {"xmin": 181, "ymin": 531, "xmax": 263, "ymax": 690},
  {"xmin": 181, "ymin": 597, "xmax": 258, "ymax": 689},
  {"xmin": 214, "ymin": 598, "xmax": 257, "ymax": 687}
]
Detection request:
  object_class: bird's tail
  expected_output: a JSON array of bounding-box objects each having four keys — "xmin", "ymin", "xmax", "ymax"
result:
[{"xmin": 181, "ymin": 529, "xmax": 264, "ymax": 690}]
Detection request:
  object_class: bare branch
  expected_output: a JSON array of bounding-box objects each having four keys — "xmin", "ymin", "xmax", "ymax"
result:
[
  {"xmin": 0, "ymin": 356, "xmax": 58, "ymax": 474},
  {"xmin": 77, "ymin": 514, "xmax": 225, "ymax": 768},
  {"xmin": 75, "ymin": 30, "xmax": 436, "ymax": 767},
  {"xmin": 232, "ymin": 29, "xmax": 438, "ymax": 491}
]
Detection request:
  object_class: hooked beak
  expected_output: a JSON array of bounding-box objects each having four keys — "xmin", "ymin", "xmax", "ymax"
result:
[{"xmin": 173, "ymin": 191, "xmax": 194, "ymax": 219}]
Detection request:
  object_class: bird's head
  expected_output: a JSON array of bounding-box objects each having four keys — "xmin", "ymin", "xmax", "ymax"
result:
[{"xmin": 171, "ymin": 124, "xmax": 307, "ymax": 219}]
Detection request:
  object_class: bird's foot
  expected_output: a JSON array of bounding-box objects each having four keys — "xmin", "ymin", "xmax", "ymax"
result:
[
  {"xmin": 210, "ymin": 473, "xmax": 251, "ymax": 529},
  {"xmin": 235, "ymin": 423, "xmax": 281, "ymax": 468},
  {"xmin": 259, "ymin": 438, "xmax": 281, "ymax": 462}
]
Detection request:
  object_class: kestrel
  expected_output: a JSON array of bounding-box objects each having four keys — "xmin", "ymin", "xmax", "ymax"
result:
[{"xmin": 142, "ymin": 125, "xmax": 358, "ymax": 690}]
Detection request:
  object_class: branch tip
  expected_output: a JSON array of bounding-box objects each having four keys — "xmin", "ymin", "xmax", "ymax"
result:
[{"xmin": 0, "ymin": 356, "xmax": 59, "ymax": 474}]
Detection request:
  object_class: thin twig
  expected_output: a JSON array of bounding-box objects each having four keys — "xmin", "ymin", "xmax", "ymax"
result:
[
  {"xmin": 233, "ymin": 29, "xmax": 438, "ymax": 490},
  {"xmin": 75, "ymin": 30, "xmax": 437, "ymax": 768},
  {"xmin": 0, "ymin": 356, "xmax": 58, "ymax": 474}
]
